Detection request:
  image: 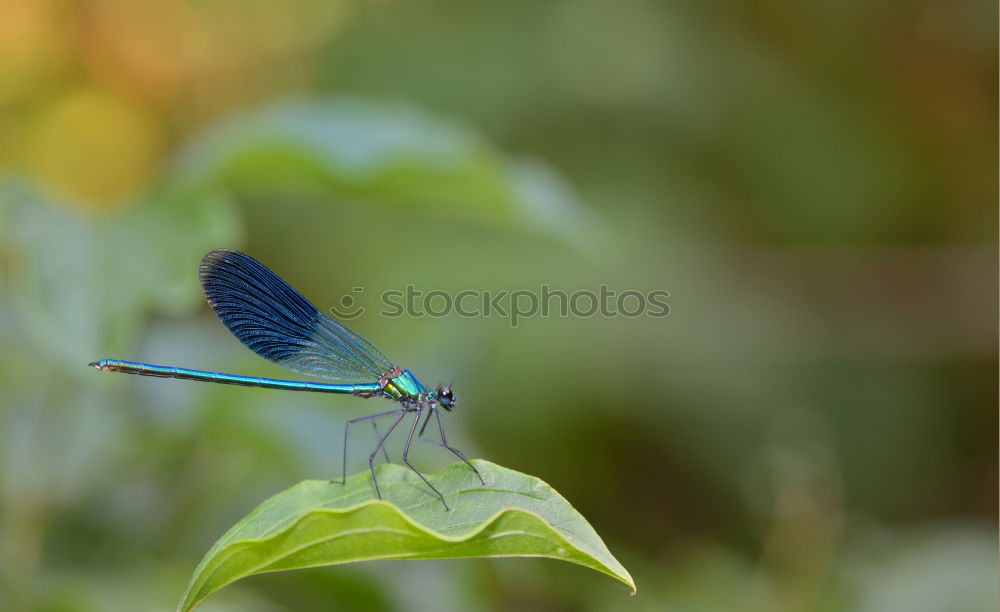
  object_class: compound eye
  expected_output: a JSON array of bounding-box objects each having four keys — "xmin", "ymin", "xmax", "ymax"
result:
[{"xmin": 436, "ymin": 385, "xmax": 455, "ymax": 409}]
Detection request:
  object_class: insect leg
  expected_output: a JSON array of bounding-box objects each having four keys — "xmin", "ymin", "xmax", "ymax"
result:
[
  {"xmin": 368, "ymin": 411, "xmax": 407, "ymax": 500},
  {"xmin": 419, "ymin": 406, "xmax": 483, "ymax": 484},
  {"xmin": 372, "ymin": 421, "xmax": 391, "ymax": 463},
  {"xmin": 402, "ymin": 406, "xmax": 450, "ymax": 511},
  {"xmin": 336, "ymin": 408, "xmax": 404, "ymax": 486}
]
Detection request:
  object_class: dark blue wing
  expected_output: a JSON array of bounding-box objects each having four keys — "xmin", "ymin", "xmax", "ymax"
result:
[{"xmin": 199, "ymin": 249, "xmax": 394, "ymax": 383}]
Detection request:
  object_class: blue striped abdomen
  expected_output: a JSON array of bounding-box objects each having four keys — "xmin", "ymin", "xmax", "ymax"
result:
[{"xmin": 90, "ymin": 360, "xmax": 381, "ymax": 395}]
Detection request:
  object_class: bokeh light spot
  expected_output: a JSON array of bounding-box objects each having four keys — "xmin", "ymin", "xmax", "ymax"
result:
[{"xmin": 25, "ymin": 87, "xmax": 165, "ymax": 213}]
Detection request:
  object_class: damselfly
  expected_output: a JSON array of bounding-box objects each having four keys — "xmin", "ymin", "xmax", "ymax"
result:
[{"xmin": 91, "ymin": 249, "xmax": 482, "ymax": 510}]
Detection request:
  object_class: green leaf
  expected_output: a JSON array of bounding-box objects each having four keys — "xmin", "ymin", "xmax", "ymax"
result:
[
  {"xmin": 178, "ymin": 460, "xmax": 635, "ymax": 610},
  {"xmin": 169, "ymin": 98, "xmax": 600, "ymax": 245}
]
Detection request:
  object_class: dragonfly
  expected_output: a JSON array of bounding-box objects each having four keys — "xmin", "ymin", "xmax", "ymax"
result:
[{"xmin": 90, "ymin": 248, "xmax": 482, "ymax": 510}]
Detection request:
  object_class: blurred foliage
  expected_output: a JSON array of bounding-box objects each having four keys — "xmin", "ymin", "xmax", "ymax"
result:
[
  {"xmin": 172, "ymin": 99, "xmax": 599, "ymax": 244},
  {"xmin": 0, "ymin": 0, "xmax": 996, "ymax": 611}
]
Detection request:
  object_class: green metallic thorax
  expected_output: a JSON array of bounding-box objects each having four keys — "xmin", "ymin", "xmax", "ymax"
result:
[{"xmin": 382, "ymin": 369, "xmax": 427, "ymax": 401}]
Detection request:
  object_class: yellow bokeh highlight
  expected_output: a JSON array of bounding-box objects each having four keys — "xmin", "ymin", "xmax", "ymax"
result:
[
  {"xmin": 26, "ymin": 88, "xmax": 165, "ymax": 213},
  {"xmin": 83, "ymin": 0, "xmax": 196, "ymax": 105},
  {"xmin": 0, "ymin": 0, "xmax": 70, "ymax": 103},
  {"xmin": 2, "ymin": 0, "xmax": 348, "ymax": 213}
]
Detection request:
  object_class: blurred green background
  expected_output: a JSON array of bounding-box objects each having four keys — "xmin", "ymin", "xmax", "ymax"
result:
[{"xmin": 0, "ymin": 1, "xmax": 996, "ymax": 611}]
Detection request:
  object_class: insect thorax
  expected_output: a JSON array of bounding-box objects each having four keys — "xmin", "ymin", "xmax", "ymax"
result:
[{"xmin": 382, "ymin": 368, "xmax": 426, "ymax": 401}]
